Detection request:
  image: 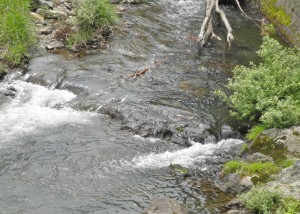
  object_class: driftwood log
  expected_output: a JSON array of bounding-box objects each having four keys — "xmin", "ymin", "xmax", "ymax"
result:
[{"xmin": 198, "ymin": 0, "xmax": 260, "ymax": 48}]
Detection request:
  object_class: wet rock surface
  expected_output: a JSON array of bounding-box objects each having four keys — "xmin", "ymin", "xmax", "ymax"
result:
[
  {"xmin": 220, "ymin": 173, "xmax": 253, "ymax": 194},
  {"xmin": 222, "ymin": 126, "xmax": 300, "ymax": 212},
  {"xmin": 250, "ymin": 126, "xmax": 300, "ymax": 158},
  {"xmin": 144, "ymin": 198, "xmax": 188, "ymax": 214},
  {"xmin": 245, "ymin": 152, "xmax": 274, "ymax": 163},
  {"xmin": 99, "ymin": 99, "xmax": 216, "ymax": 146},
  {"xmin": 267, "ymin": 160, "xmax": 300, "ymax": 200}
]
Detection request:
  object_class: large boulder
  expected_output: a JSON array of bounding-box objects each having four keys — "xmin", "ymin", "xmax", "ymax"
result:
[
  {"xmin": 267, "ymin": 160, "xmax": 300, "ymax": 200},
  {"xmin": 99, "ymin": 99, "xmax": 217, "ymax": 146},
  {"xmin": 250, "ymin": 126, "xmax": 300, "ymax": 159}
]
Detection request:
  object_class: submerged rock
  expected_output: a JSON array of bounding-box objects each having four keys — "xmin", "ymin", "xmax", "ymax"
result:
[
  {"xmin": 99, "ymin": 99, "xmax": 217, "ymax": 146},
  {"xmin": 144, "ymin": 198, "xmax": 188, "ymax": 214}
]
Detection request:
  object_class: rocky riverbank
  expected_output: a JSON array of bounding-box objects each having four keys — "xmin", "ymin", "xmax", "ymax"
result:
[
  {"xmin": 252, "ymin": 0, "xmax": 300, "ymax": 47},
  {"xmin": 218, "ymin": 126, "xmax": 300, "ymax": 213},
  {"xmin": 29, "ymin": 0, "xmax": 118, "ymax": 53}
]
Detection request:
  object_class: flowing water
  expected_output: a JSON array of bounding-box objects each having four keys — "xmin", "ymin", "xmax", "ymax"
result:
[{"xmin": 0, "ymin": 0, "xmax": 263, "ymax": 213}]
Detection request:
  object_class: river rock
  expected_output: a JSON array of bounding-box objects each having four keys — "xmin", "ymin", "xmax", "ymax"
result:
[
  {"xmin": 221, "ymin": 173, "xmax": 253, "ymax": 194},
  {"xmin": 30, "ymin": 12, "xmax": 45, "ymax": 23},
  {"xmin": 221, "ymin": 173, "xmax": 241, "ymax": 193},
  {"xmin": 40, "ymin": 26, "xmax": 53, "ymax": 35},
  {"xmin": 38, "ymin": 0, "xmax": 54, "ymax": 9},
  {"xmin": 0, "ymin": 86, "xmax": 16, "ymax": 97},
  {"xmin": 226, "ymin": 198, "xmax": 243, "ymax": 209},
  {"xmin": 226, "ymin": 210, "xmax": 250, "ymax": 214},
  {"xmin": 46, "ymin": 41, "xmax": 65, "ymax": 50},
  {"xmin": 251, "ymin": 126, "xmax": 300, "ymax": 155},
  {"xmin": 267, "ymin": 160, "xmax": 300, "ymax": 200},
  {"xmin": 36, "ymin": 8, "xmax": 68, "ymax": 20},
  {"xmin": 110, "ymin": 0, "xmax": 122, "ymax": 3},
  {"xmin": 246, "ymin": 152, "xmax": 273, "ymax": 163},
  {"xmin": 226, "ymin": 210, "xmax": 240, "ymax": 214},
  {"xmin": 122, "ymin": 0, "xmax": 141, "ymax": 3},
  {"xmin": 144, "ymin": 198, "xmax": 188, "ymax": 214},
  {"xmin": 240, "ymin": 176, "xmax": 253, "ymax": 190},
  {"xmin": 99, "ymin": 99, "xmax": 216, "ymax": 146}
]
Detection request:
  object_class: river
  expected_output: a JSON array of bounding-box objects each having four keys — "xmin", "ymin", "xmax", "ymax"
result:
[{"xmin": 0, "ymin": 0, "xmax": 262, "ymax": 213}]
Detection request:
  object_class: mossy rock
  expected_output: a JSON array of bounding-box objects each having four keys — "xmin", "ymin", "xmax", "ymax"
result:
[
  {"xmin": 249, "ymin": 134, "xmax": 288, "ymax": 163},
  {"xmin": 256, "ymin": 0, "xmax": 300, "ymax": 47},
  {"xmin": 169, "ymin": 164, "xmax": 190, "ymax": 176}
]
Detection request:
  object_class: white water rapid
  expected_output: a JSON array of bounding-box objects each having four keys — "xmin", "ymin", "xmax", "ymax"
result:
[{"xmin": 0, "ymin": 80, "xmax": 95, "ymax": 145}]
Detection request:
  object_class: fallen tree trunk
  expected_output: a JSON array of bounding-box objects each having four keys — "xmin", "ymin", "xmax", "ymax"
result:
[{"xmin": 198, "ymin": 0, "xmax": 260, "ymax": 49}]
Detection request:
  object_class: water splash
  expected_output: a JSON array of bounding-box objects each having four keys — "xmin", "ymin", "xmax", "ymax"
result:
[
  {"xmin": 131, "ymin": 139, "xmax": 243, "ymax": 169},
  {"xmin": 0, "ymin": 80, "xmax": 95, "ymax": 144}
]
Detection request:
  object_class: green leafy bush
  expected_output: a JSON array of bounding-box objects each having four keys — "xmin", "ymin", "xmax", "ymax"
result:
[
  {"xmin": 217, "ymin": 37, "xmax": 300, "ymax": 129},
  {"xmin": 0, "ymin": 0, "xmax": 36, "ymax": 65},
  {"xmin": 276, "ymin": 197, "xmax": 300, "ymax": 214},
  {"xmin": 239, "ymin": 185, "xmax": 281, "ymax": 213}
]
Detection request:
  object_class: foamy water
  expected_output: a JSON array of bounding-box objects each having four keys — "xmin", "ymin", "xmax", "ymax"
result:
[
  {"xmin": 0, "ymin": 80, "xmax": 95, "ymax": 144},
  {"xmin": 131, "ymin": 139, "xmax": 243, "ymax": 168},
  {"xmin": 101, "ymin": 139, "xmax": 244, "ymax": 171}
]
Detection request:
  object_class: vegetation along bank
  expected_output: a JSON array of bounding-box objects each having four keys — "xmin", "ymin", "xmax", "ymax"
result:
[{"xmin": 252, "ymin": 0, "xmax": 300, "ymax": 47}]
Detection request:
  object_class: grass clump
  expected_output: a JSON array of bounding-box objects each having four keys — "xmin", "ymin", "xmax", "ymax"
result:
[
  {"xmin": 239, "ymin": 185, "xmax": 281, "ymax": 214},
  {"xmin": 278, "ymin": 159, "xmax": 294, "ymax": 168},
  {"xmin": 68, "ymin": 0, "xmax": 118, "ymax": 47},
  {"xmin": 242, "ymin": 162, "xmax": 279, "ymax": 176},
  {"xmin": 240, "ymin": 143, "xmax": 248, "ymax": 155},
  {"xmin": 76, "ymin": 0, "xmax": 118, "ymax": 30},
  {"xmin": 216, "ymin": 37, "xmax": 300, "ymax": 129},
  {"xmin": 0, "ymin": 0, "xmax": 36, "ymax": 66},
  {"xmin": 223, "ymin": 160, "xmax": 244, "ymax": 174},
  {"xmin": 223, "ymin": 160, "xmax": 279, "ymax": 183},
  {"xmin": 246, "ymin": 124, "xmax": 267, "ymax": 140}
]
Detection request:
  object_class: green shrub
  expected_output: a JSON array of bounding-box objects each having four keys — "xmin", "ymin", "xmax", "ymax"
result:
[
  {"xmin": 276, "ymin": 197, "xmax": 300, "ymax": 214},
  {"xmin": 239, "ymin": 185, "xmax": 281, "ymax": 213},
  {"xmin": 76, "ymin": 0, "xmax": 118, "ymax": 30},
  {"xmin": 0, "ymin": 0, "xmax": 36, "ymax": 65},
  {"xmin": 217, "ymin": 37, "xmax": 300, "ymax": 129},
  {"xmin": 246, "ymin": 124, "xmax": 267, "ymax": 140}
]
